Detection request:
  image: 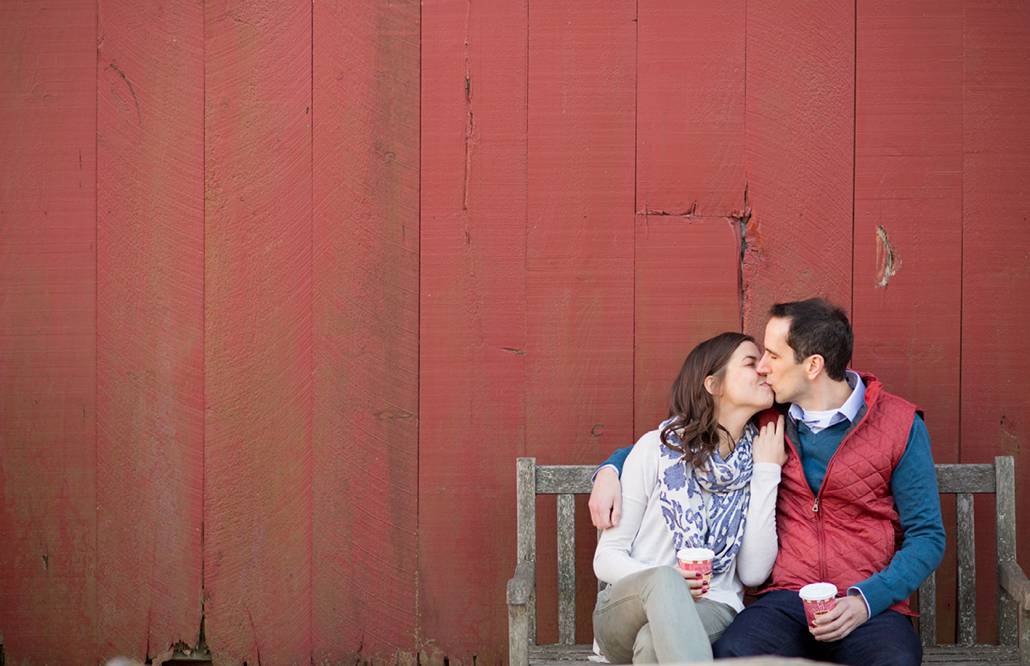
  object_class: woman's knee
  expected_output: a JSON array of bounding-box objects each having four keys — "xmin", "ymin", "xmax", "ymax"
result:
[{"xmin": 637, "ymin": 566, "xmax": 686, "ymax": 598}]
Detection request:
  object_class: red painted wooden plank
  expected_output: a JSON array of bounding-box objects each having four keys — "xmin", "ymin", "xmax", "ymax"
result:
[
  {"xmin": 312, "ymin": 1, "xmax": 419, "ymax": 662},
  {"xmin": 961, "ymin": 0, "xmax": 1030, "ymax": 644},
  {"xmin": 634, "ymin": 217, "xmax": 741, "ymax": 436},
  {"xmin": 851, "ymin": 0, "xmax": 963, "ymax": 642},
  {"xmin": 636, "ymin": 1, "xmax": 745, "ymax": 217},
  {"xmin": 95, "ymin": 2, "xmax": 204, "ymax": 659},
  {"xmin": 204, "ymin": 2, "xmax": 312, "ymax": 663},
  {"xmin": 0, "ymin": 0, "xmax": 97, "ymax": 662},
  {"xmin": 419, "ymin": 0, "xmax": 527, "ymax": 660},
  {"xmin": 527, "ymin": 0, "xmax": 636, "ymax": 645},
  {"xmin": 742, "ymin": 1, "xmax": 854, "ymax": 334}
]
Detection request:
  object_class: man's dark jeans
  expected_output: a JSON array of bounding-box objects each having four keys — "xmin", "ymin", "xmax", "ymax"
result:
[{"xmin": 712, "ymin": 590, "xmax": 922, "ymax": 666}]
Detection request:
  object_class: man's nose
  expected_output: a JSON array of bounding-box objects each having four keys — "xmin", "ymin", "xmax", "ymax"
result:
[{"xmin": 757, "ymin": 354, "xmax": 770, "ymax": 375}]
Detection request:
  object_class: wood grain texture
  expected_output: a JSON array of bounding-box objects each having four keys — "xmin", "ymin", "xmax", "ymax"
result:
[
  {"xmin": 920, "ymin": 572, "xmax": 938, "ymax": 647},
  {"xmin": 634, "ymin": 217, "xmax": 741, "ymax": 436},
  {"xmin": 95, "ymin": 1, "xmax": 204, "ymax": 660},
  {"xmin": 957, "ymin": 493, "xmax": 977, "ymax": 645},
  {"xmin": 527, "ymin": 0, "xmax": 636, "ymax": 646},
  {"xmin": 556, "ymin": 494, "xmax": 576, "ymax": 646},
  {"xmin": 961, "ymin": 0, "xmax": 1030, "ymax": 646},
  {"xmin": 203, "ymin": 1, "xmax": 312, "ymax": 663},
  {"xmin": 636, "ymin": 1, "xmax": 745, "ymax": 216},
  {"xmin": 312, "ymin": 1, "xmax": 419, "ymax": 662},
  {"xmin": 742, "ymin": 0, "xmax": 854, "ymax": 334},
  {"xmin": 419, "ymin": 0, "xmax": 527, "ymax": 660},
  {"xmin": 633, "ymin": 1, "xmax": 744, "ymax": 436},
  {"xmin": 0, "ymin": 0, "xmax": 97, "ymax": 662},
  {"xmin": 851, "ymin": 0, "xmax": 963, "ymax": 641}
]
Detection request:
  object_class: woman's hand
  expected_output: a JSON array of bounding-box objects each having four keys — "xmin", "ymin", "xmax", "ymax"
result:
[
  {"xmin": 676, "ymin": 566, "xmax": 709, "ymax": 600},
  {"xmin": 753, "ymin": 415, "xmax": 787, "ymax": 466}
]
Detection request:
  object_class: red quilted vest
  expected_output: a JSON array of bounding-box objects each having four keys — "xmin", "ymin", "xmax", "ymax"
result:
[{"xmin": 757, "ymin": 373, "xmax": 918, "ymax": 616}]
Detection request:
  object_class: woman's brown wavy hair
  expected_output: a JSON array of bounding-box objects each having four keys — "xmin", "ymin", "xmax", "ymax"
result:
[{"xmin": 660, "ymin": 331, "xmax": 755, "ymax": 469}]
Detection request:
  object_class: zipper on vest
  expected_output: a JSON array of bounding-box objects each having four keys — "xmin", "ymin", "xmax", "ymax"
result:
[
  {"xmin": 809, "ymin": 391, "xmax": 877, "ymax": 583},
  {"xmin": 815, "ymin": 500, "xmax": 828, "ymax": 579}
]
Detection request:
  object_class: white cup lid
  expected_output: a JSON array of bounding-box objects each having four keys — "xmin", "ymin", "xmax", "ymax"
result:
[
  {"xmin": 676, "ymin": 547, "xmax": 715, "ymax": 561},
  {"xmin": 799, "ymin": 582, "xmax": 838, "ymax": 601}
]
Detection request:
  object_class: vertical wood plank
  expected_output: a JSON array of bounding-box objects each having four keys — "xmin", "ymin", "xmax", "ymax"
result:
[
  {"xmin": 556, "ymin": 494, "xmax": 576, "ymax": 646},
  {"xmin": 851, "ymin": 0, "xmax": 964, "ymax": 641},
  {"xmin": 0, "ymin": 1, "xmax": 97, "ymax": 662},
  {"xmin": 919, "ymin": 573, "xmax": 938, "ymax": 647},
  {"xmin": 204, "ymin": 1, "xmax": 312, "ymax": 663},
  {"xmin": 633, "ymin": 0, "xmax": 744, "ymax": 434},
  {"xmin": 516, "ymin": 459, "xmax": 538, "ymax": 644},
  {"xmin": 527, "ymin": 0, "xmax": 636, "ymax": 645},
  {"xmin": 636, "ymin": 0, "xmax": 745, "ymax": 216},
  {"xmin": 634, "ymin": 218, "xmax": 741, "ymax": 436},
  {"xmin": 95, "ymin": 2, "xmax": 205, "ymax": 660},
  {"xmin": 996, "ymin": 457, "xmax": 1018, "ymax": 646},
  {"xmin": 742, "ymin": 0, "xmax": 854, "ymax": 334},
  {"xmin": 312, "ymin": 1, "xmax": 419, "ymax": 662},
  {"xmin": 962, "ymin": 0, "xmax": 1030, "ymax": 645},
  {"xmin": 419, "ymin": 0, "xmax": 528, "ymax": 660},
  {"xmin": 956, "ymin": 493, "xmax": 976, "ymax": 646}
]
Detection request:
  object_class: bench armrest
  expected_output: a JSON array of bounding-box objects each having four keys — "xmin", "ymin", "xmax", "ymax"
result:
[
  {"xmin": 507, "ymin": 561, "xmax": 535, "ymax": 606},
  {"xmin": 1000, "ymin": 560, "xmax": 1030, "ymax": 611}
]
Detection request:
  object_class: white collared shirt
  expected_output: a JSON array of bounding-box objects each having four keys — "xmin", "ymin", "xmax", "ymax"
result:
[{"xmin": 787, "ymin": 370, "xmax": 865, "ymax": 433}]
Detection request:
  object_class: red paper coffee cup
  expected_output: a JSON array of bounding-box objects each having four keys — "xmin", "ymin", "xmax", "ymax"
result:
[
  {"xmin": 676, "ymin": 547, "xmax": 714, "ymax": 585},
  {"xmin": 799, "ymin": 582, "xmax": 838, "ymax": 626}
]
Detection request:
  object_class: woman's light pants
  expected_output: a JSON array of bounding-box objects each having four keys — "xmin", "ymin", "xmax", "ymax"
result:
[{"xmin": 593, "ymin": 566, "xmax": 736, "ymax": 664}]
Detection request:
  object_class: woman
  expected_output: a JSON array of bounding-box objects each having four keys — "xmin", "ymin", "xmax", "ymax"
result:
[{"xmin": 593, "ymin": 332, "xmax": 786, "ymax": 663}]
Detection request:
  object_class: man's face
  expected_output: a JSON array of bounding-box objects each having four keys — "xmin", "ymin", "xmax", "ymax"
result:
[{"xmin": 757, "ymin": 316, "xmax": 808, "ymax": 404}]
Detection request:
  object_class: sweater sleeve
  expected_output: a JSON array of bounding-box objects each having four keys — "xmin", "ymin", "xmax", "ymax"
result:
[
  {"xmin": 592, "ymin": 445, "xmax": 634, "ymax": 482},
  {"xmin": 593, "ymin": 434, "xmax": 660, "ymax": 585},
  {"xmin": 735, "ymin": 462, "xmax": 782, "ymax": 586},
  {"xmin": 850, "ymin": 415, "xmax": 946, "ymax": 617}
]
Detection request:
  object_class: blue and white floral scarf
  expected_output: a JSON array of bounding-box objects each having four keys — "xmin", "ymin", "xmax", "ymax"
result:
[{"xmin": 658, "ymin": 419, "xmax": 756, "ymax": 575}]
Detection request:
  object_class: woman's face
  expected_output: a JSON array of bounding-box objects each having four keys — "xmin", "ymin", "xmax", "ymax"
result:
[{"xmin": 711, "ymin": 341, "xmax": 774, "ymax": 411}]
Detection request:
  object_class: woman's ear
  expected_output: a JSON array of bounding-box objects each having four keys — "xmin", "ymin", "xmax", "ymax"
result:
[{"xmin": 703, "ymin": 375, "xmax": 721, "ymax": 396}]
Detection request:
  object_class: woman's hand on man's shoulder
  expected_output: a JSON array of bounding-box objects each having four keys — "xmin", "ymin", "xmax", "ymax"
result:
[{"xmin": 753, "ymin": 415, "xmax": 787, "ymax": 466}]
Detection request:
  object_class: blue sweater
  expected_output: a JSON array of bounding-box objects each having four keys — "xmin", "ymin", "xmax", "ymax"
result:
[{"xmin": 598, "ymin": 414, "xmax": 945, "ymax": 618}]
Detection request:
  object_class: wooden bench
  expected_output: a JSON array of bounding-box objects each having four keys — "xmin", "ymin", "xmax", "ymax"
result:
[{"xmin": 507, "ymin": 456, "xmax": 1030, "ymax": 666}]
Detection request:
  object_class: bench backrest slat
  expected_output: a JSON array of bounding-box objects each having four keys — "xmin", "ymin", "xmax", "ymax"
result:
[
  {"xmin": 537, "ymin": 466, "xmax": 593, "ymax": 494},
  {"xmin": 936, "ymin": 463, "xmax": 995, "ymax": 493},
  {"xmin": 996, "ymin": 456, "xmax": 1018, "ymax": 646},
  {"xmin": 956, "ymin": 492, "xmax": 977, "ymax": 646},
  {"xmin": 557, "ymin": 494, "xmax": 577, "ymax": 645},
  {"xmin": 517, "ymin": 458, "xmax": 538, "ymax": 643},
  {"xmin": 919, "ymin": 573, "xmax": 937, "ymax": 647}
]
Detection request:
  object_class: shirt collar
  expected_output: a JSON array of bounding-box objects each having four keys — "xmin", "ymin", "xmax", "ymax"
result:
[{"xmin": 787, "ymin": 370, "xmax": 865, "ymax": 427}]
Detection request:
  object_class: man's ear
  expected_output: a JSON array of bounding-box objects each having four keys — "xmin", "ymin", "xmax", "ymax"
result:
[
  {"xmin": 805, "ymin": 355, "xmax": 825, "ymax": 380},
  {"xmin": 703, "ymin": 375, "xmax": 721, "ymax": 396}
]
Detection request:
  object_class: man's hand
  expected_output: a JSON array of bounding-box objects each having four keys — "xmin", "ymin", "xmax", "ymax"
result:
[
  {"xmin": 810, "ymin": 594, "xmax": 869, "ymax": 642},
  {"xmin": 675, "ymin": 566, "xmax": 709, "ymax": 600},
  {"xmin": 753, "ymin": 415, "xmax": 787, "ymax": 466},
  {"xmin": 589, "ymin": 467, "xmax": 622, "ymax": 529}
]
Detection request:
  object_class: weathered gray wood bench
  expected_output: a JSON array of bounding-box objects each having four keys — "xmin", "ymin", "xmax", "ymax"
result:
[{"xmin": 507, "ymin": 456, "xmax": 1030, "ymax": 666}]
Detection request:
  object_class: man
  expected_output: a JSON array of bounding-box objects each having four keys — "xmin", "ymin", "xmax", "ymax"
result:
[{"xmin": 588, "ymin": 298, "xmax": 945, "ymax": 665}]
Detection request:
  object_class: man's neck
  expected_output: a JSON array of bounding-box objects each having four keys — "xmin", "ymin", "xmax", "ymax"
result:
[{"xmin": 795, "ymin": 375, "xmax": 853, "ymax": 413}]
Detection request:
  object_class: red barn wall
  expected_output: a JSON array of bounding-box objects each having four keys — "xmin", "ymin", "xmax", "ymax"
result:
[{"xmin": 1, "ymin": 1, "xmax": 1028, "ymax": 663}]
